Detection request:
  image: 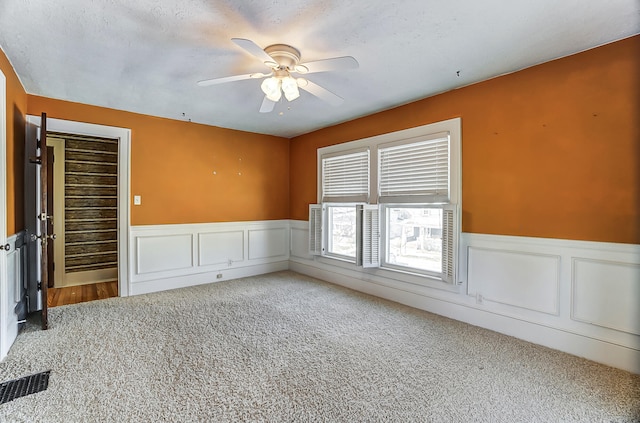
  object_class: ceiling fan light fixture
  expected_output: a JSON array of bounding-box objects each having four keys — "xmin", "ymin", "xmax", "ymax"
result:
[
  {"xmin": 201, "ymin": 38, "xmax": 358, "ymax": 112},
  {"xmin": 261, "ymin": 77, "xmax": 282, "ymax": 102},
  {"xmin": 281, "ymin": 76, "xmax": 300, "ymax": 101}
]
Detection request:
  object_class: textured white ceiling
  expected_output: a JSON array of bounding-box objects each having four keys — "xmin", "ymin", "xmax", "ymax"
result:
[{"xmin": 0, "ymin": 0, "xmax": 638, "ymax": 138}]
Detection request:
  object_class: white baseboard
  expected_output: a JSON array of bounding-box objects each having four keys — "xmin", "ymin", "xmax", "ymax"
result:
[
  {"xmin": 62, "ymin": 268, "xmax": 118, "ymax": 287},
  {"xmin": 130, "ymin": 261, "xmax": 289, "ymax": 296}
]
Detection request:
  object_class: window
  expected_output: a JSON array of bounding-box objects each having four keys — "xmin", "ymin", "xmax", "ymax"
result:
[
  {"xmin": 310, "ymin": 118, "xmax": 460, "ymax": 284},
  {"xmin": 384, "ymin": 206, "xmax": 443, "ymax": 273},
  {"xmin": 326, "ymin": 205, "xmax": 357, "ymax": 259},
  {"xmin": 309, "ymin": 148, "xmax": 369, "ymax": 262}
]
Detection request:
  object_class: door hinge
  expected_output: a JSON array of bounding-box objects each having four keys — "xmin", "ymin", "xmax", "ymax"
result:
[
  {"xmin": 52, "ymin": 262, "xmax": 55, "ymax": 271},
  {"xmin": 37, "ymin": 138, "xmax": 42, "ymax": 149},
  {"xmin": 37, "ymin": 281, "xmax": 42, "ymax": 291}
]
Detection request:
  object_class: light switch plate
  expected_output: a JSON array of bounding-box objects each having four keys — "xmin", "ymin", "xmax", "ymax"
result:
[{"xmin": 134, "ymin": 195, "xmax": 141, "ymax": 205}]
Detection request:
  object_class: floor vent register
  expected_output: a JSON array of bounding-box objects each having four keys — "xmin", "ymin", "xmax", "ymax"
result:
[{"xmin": 0, "ymin": 371, "xmax": 51, "ymax": 404}]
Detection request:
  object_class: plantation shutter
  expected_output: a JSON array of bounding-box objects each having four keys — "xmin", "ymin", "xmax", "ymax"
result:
[
  {"xmin": 441, "ymin": 205, "xmax": 457, "ymax": 284},
  {"xmin": 378, "ymin": 133, "xmax": 450, "ymax": 203},
  {"xmin": 309, "ymin": 204, "xmax": 323, "ymax": 255},
  {"xmin": 361, "ymin": 205, "xmax": 380, "ymax": 268},
  {"xmin": 322, "ymin": 149, "xmax": 369, "ymax": 203}
]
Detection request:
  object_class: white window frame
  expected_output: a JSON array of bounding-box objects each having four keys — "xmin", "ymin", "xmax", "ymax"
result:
[
  {"xmin": 312, "ymin": 118, "xmax": 461, "ymax": 285},
  {"xmin": 379, "ymin": 204, "xmax": 442, "ymax": 278},
  {"xmin": 324, "ymin": 203, "xmax": 362, "ymax": 263},
  {"xmin": 379, "ymin": 204, "xmax": 458, "ymax": 282}
]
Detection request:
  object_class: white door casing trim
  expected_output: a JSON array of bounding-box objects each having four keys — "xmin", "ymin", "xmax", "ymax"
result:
[
  {"xmin": 0, "ymin": 68, "xmax": 11, "ymax": 359},
  {"xmin": 26, "ymin": 116, "xmax": 131, "ymax": 297}
]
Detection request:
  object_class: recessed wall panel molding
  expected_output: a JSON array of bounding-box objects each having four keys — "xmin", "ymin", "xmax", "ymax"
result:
[
  {"xmin": 130, "ymin": 220, "xmax": 291, "ymax": 285},
  {"xmin": 248, "ymin": 227, "xmax": 288, "ymax": 260},
  {"xmin": 467, "ymin": 247, "xmax": 560, "ymax": 315},
  {"xmin": 572, "ymin": 258, "xmax": 640, "ymax": 335},
  {"xmin": 6, "ymin": 235, "xmax": 23, "ymax": 304},
  {"xmin": 136, "ymin": 234, "xmax": 193, "ymax": 275},
  {"xmin": 290, "ymin": 223, "xmax": 313, "ymax": 259},
  {"xmin": 199, "ymin": 231, "xmax": 244, "ymax": 266},
  {"xmin": 4, "ymin": 233, "xmax": 25, "ymax": 357}
]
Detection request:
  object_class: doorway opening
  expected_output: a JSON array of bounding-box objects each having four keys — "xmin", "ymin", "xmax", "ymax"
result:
[
  {"xmin": 46, "ymin": 132, "xmax": 120, "ymax": 307},
  {"xmin": 25, "ymin": 115, "xmax": 131, "ymax": 314},
  {"xmin": 47, "ymin": 133, "xmax": 119, "ymax": 291}
]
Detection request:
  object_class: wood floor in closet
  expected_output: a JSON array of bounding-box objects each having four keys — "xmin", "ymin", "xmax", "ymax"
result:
[{"xmin": 47, "ymin": 281, "xmax": 118, "ymax": 307}]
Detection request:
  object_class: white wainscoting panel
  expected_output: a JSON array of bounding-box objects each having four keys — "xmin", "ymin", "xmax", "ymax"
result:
[
  {"xmin": 467, "ymin": 247, "xmax": 560, "ymax": 315},
  {"xmin": 7, "ymin": 239, "xmax": 23, "ymax": 305},
  {"xmin": 136, "ymin": 234, "xmax": 193, "ymax": 275},
  {"xmin": 248, "ymin": 227, "xmax": 288, "ymax": 260},
  {"xmin": 199, "ymin": 231, "xmax": 244, "ymax": 266},
  {"xmin": 2, "ymin": 233, "xmax": 24, "ymax": 358},
  {"xmin": 290, "ymin": 226, "xmax": 313, "ymax": 260},
  {"xmin": 130, "ymin": 221, "xmax": 290, "ymax": 295},
  {"xmin": 289, "ymin": 220, "xmax": 640, "ymax": 373},
  {"xmin": 572, "ymin": 258, "xmax": 640, "ymax": 335}
]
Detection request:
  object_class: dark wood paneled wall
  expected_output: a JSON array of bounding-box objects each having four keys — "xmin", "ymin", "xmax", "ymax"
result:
[{"xmin": 53, "ymin": 132, "xmax": 119, "ymax": 273}]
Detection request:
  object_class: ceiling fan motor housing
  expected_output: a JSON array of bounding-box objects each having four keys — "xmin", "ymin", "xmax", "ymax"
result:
[{"xmin": 264, "ymin": 44, "xmax": 301, "ymax": 69}]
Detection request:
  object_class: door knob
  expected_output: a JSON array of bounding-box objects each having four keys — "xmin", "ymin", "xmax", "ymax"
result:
[{"xmin": 0, "ymin": 243, "xmax": 10, "ymax": 251}]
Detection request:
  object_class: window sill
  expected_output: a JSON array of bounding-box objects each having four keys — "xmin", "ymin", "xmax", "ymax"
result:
[{"xmin": 315, "ymin": 255, "xmax": 460, "ymax": 293}]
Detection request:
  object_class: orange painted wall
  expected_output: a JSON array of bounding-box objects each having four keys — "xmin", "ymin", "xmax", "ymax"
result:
[
  {"xmin": 290, "ymin": 36, "xmax": 640, "ymax": 244},
  {"xmin": 27, "ymin": 96, "xmax": 290, "ymax": 225},
  {"xmin": 0, "ymin": 47, "xmax": 27, "ymax": 236}
]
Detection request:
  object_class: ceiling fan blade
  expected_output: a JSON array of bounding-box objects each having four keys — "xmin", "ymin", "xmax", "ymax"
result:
[
  {"xmin": 297, "ymin": 56, "xmax": 359, "ymax": 74},
  {"xmin": 259, "ymin": 96, "xmax": 276, "ymax": 113},
  {"xmin": 299, "ymin": 80, "xmax": 344, "ymax": 107},
  {"xmin": 231, "ymin": 38, "xmax": 275, "ymax": 65},
  {"xmin": 197, "ymin": 72, "xmax": 268, "ymax": 87}
]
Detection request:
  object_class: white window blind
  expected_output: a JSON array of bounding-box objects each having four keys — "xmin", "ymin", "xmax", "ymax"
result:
[
  {"xmin": 322, "ymin": 149, "xmax": 369, "ymax": 203},
  {"xmin": 378, "ymin": 135, "xmax": 450, "ymax": 203}
]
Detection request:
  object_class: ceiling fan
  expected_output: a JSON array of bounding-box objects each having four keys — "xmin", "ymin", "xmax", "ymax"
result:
[{"xmin": 197, "ymin": 38, "xmax": 358, "ymax": 113}]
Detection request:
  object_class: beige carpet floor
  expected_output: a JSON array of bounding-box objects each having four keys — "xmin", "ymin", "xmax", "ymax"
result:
[{"xmin": 0, "ymin": 271, "xmax": 638, "ymax": 422}]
